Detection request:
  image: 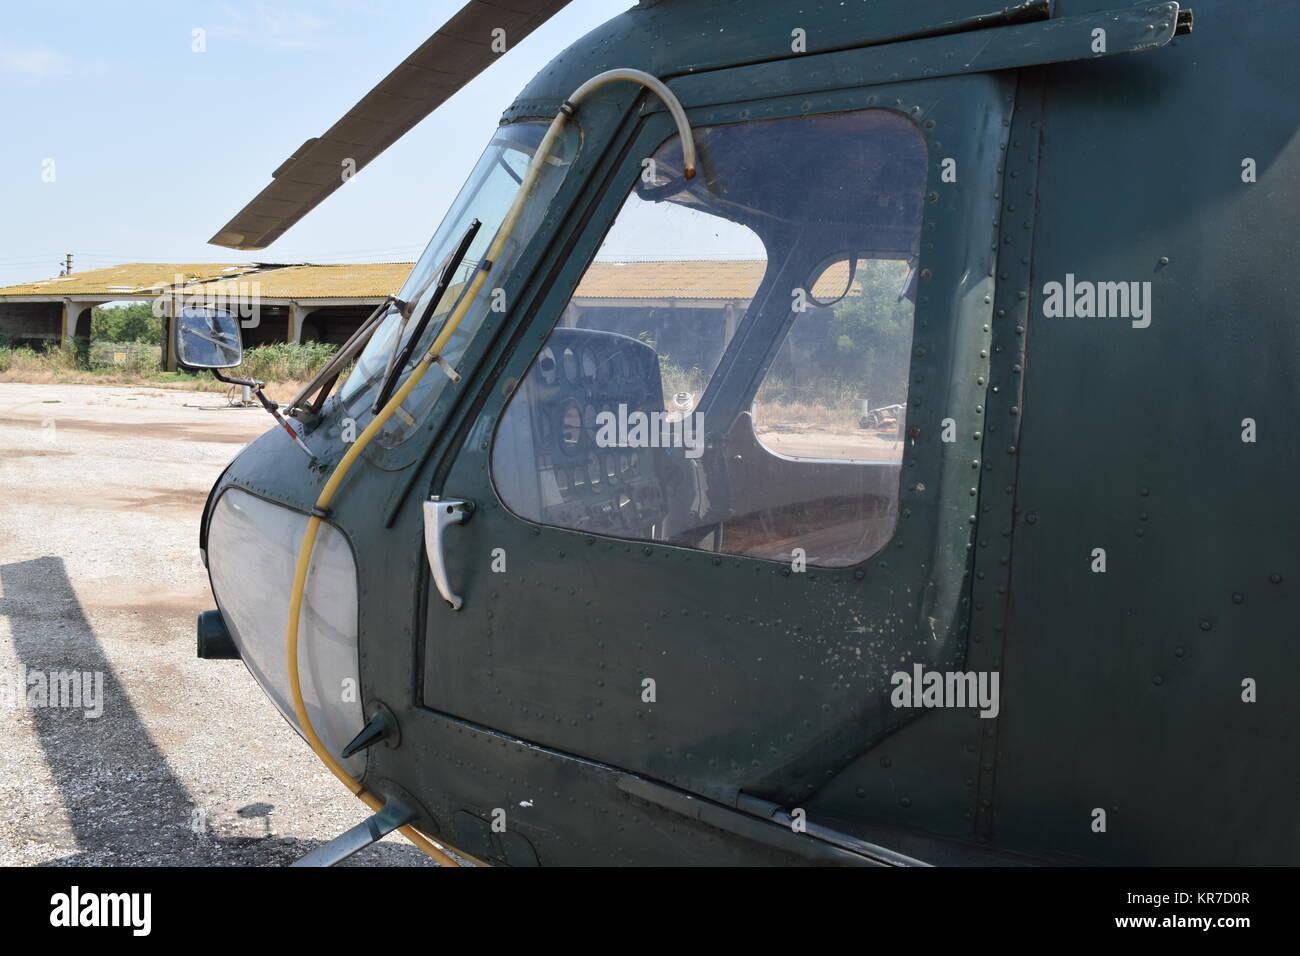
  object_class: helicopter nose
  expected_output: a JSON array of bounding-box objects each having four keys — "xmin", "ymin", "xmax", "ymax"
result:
[{"xmin": 203, "ymin": 486, "xmax": 367, "ymax": 778}]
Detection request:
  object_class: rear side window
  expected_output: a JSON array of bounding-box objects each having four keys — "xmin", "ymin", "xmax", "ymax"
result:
[{"xmin": 491, "ymin": 108, "xmax": 925, "ymax": 567}]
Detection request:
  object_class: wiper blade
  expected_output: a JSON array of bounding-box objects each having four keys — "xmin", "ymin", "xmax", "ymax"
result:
[
  {"xmin": 371, "ymin": 217, "xmax": 481, "ymax": 415},
  {"xmin": 367, "ymin": 246, "xmax": 465, "ymax": 417},
  {"xmin": 284, "ymin": 294, "xmax": 400, "ymax": 419}
]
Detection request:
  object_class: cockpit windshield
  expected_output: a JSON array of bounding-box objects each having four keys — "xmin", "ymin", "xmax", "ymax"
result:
[{"xmin": 337, "ymin": 119, "xmax": 579, "ymax": 447}]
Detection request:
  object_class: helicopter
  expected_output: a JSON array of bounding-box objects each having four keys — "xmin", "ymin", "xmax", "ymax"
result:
[{"xmin": 176, "ymin": 0, "xmax": 1300, "ymax": 866}]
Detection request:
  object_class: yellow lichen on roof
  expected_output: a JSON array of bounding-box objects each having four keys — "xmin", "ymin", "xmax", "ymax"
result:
[
  {"xmin": 192, "ymin": 263, "xmax": 415, "ymax": 300},
  {"xmin": 0, "ymin": 263, "xmax": 259, "ymax": 297},
  {"xmin": 0, "ymin": 262, "xmax": 417, "ymax": 301},
  {"xmin": 1, "ymin": 259, "xmax": 881, "ymax": 305},
  {"xmin": 575, "ymin": 260, "xmax": 767, "ymax": 300},
  {"xmin": 572, "ymin": 259, "xmax": 867, "ymax": 301}
]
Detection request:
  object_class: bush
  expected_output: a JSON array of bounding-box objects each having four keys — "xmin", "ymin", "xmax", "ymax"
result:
[
  {"xmin": 658, "ymin": 356, "xmax": 709, "ymax": 405},
  {"xmin": 89, "ymin": 342, "xmax": 162, "ymax": 374},
  {"xmin": 0, "ymin": 345, "xmax": 78, "ymax": 377},
  {"xmin": 233, "ymin": 341, "xmax": 338, "ymax": 382},
  {"xmin": 0, "ymin": 338, "xmax": 338, "ymax": 386}
]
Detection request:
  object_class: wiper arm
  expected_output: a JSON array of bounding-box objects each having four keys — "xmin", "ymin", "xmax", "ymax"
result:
[
  {"xmin": 284, "ymin": 294, "xmax": 401, "ymax": 419},
  {"xmin": 371, "ymin": 217, "xmax": 481, "ymax": 415}
]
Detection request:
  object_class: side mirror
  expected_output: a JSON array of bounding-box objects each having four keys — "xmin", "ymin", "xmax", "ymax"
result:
[
  {"xmin": 176, "ymin": 306, "xmax": 243, "ymax": 370},
  {"xmin": 173, "ymin": 307, "xmax": 316, "ymax": 461}
]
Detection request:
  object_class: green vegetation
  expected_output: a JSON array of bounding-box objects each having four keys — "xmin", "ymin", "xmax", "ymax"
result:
[
  {"xmin": 232, "ymin": 341, "xmax": 338, "ymax": 382},
  {"xmin": 0, "ymin": 339, "xmax": 339, "ymax": 391},
  {"xmin": 756, "ymin": 259, "xmax": 914, "ymax": 426},
  {"xmin": 657, "ymin": 355, "xmax": 710, "ymax": 404},
  {"xmin": 826, "ymin": 260, "xmax": 914, "ymax": 402},
  {"xmin": 90, "ymin": 303, "xmax": 161, "ymax": 343}
]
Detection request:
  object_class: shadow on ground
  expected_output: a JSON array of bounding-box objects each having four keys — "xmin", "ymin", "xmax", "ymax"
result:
[{"xmin": 1, "ymin": 556, "xmax": 433, "ymax": 867}]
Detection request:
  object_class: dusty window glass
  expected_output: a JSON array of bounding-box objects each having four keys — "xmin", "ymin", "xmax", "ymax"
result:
[
  {"xmin": 752, "ymin": 255, "xmax": 914, "ymax": 461},
  {"xmin": 337, "ymin": 120, "xmax": 578, "ymax": 448},
  {"xmin": 492, "ymin": 108, "xmax": 926, "ymax": 566}
]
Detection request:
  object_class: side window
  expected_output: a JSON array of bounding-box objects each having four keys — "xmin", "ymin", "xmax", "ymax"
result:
[
  {"xmin": 752, "ymin": 255, "xmax": 914, "ymax": 463},
  {"xmin": 492, "ymin": 108, "xmax": 926, "ymax": 567}
]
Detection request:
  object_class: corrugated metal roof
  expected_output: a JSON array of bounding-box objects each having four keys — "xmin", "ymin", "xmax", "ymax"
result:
[
  {"xmin": 576, "ymin": 260, "xmax": 765, "ymax": 300},
  {"xmin": 0, "ymin": 262, "xmax": 416, "ymax": 301},
  {"xmin": 0, "ymin": 259, "xmax": 866, "ymax": 304},
  {"xmin": 0, "ymin": 263, "xmax": 262, "ymax": 297},
  {"xmin": 574, "ymin": 259, "xmax": 862, "ymax": 301},
  {"xmin": 191, "ymin": 262, "xmax": 415, "ymax": 300}
]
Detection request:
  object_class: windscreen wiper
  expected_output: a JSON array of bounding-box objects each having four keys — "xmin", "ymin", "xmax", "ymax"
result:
[
  {"xmin": 284, "ymin": 295, "xmax": 401, "ymax": 420},
  {"xmin": 370, "ymin": 218, "xmax": 481, "ymax": 415},
  {"xmin": 361, "ymin": 239, "xmax": 469, "ymax": 418}
]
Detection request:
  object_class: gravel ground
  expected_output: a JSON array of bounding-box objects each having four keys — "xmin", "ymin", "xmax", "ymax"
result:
[{"xmin": 0, "ymin": 382, "xmax": 437, "ymax": 866}]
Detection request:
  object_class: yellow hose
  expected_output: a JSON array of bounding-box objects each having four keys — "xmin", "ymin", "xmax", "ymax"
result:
[
  {"xmin": 283, "ymin": 69, "xmax": 697, "ymax": 867},
  {"xmin": 286, "ymin": 360, "xmax": 465, "ymax": 866}
]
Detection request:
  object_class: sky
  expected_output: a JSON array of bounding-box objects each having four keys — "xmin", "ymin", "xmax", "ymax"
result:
[{"xmin": 0, "ymin": 0, "xmax": 633, "ymax": 288}]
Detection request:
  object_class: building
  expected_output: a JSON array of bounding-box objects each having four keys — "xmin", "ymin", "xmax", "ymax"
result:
[
  {"xmin": 0, "ymin": 262, "xmax": 414, "ymax": 369},
  {"xmin": 0, "ymin": 257, "xmax": 862, "ymax": 371}
]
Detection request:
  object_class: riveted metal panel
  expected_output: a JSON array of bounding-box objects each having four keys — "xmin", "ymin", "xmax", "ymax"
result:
[
  {"xmin": 419, "ymin": 71, "xmax": 1011, "ymax": 848},
  {"xmin": 967, "ymin": 70, "xmax": 1047, "ymax": 848},
  {"xmin": 992, "ymin": 0, "xmax": 1300, "ymax": 864}
]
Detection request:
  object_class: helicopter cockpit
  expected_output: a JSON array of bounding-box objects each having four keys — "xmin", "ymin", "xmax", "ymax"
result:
[{"xmin": 493, "ymin": 107, "xmax": 926, "ymax": 567}]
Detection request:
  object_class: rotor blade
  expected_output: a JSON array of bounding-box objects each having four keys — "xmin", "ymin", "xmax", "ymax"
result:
[{"xmin": 208, "ymin": 0, "xmax": 573, "ymax": 250}]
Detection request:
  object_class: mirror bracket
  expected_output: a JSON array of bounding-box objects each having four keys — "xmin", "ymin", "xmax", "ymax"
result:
[{"xmin": 211, "ymin": 368, "xmax": 318, "ymax": 462}]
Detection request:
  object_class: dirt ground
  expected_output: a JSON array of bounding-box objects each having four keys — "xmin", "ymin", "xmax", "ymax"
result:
[
  {"xmin": 756, "ymin": 426, "xmax": 905, "ymax": 461},
  {"xmin": 0, "ymin": 382, "xmax": 436, "ymax": 866}
]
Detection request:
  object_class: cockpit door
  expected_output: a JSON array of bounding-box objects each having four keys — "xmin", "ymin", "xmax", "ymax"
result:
[{"xmin": 419, "ymin": 69, "xmax": 1013, "ymax": 819}]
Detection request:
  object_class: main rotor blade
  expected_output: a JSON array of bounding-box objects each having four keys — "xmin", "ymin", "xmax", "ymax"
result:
[{"xmin": 208, "ymin": 0, "xmax": 573, "ymax": 250}]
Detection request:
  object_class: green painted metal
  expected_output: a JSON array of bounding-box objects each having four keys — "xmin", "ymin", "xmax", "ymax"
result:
[
  {"xmin": 201, "ymin": 0, "xmax": 1300, "ymax": 865},
  {"xmin": 664, "ymin": 3, "xmax": 1180, "ymax": 107}
]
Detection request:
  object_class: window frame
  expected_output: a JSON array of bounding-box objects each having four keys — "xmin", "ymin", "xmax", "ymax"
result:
[
  {"xmin": 483, "ymin": 85, "xmax": 987, "ymax": 572},
  {"xmin": 490, "ymin": 107, "xmax": 929, "ymax": 566},
  {"xmin": 462, "ymin": 72, "xmax": 1008, "ymax": 582}
]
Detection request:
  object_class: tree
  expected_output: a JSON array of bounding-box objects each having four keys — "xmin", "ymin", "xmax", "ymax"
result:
[
  {"xmin": 90, "ymin": 302, "xmax": 162, "ymax": 343},
  {"xmin": 826, "ymin": 259, "xmax": 914, "ymax": 405}
]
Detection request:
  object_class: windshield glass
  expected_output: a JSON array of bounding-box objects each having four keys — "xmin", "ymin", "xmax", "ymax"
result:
[{"xmin": 338, "ymin": 119, "xmax": 579, "ymax": 447}]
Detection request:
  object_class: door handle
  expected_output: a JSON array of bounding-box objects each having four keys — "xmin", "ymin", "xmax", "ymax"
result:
[{"xmin": 423, "ymin": 496, "xmax": 473, "ymax": 610}]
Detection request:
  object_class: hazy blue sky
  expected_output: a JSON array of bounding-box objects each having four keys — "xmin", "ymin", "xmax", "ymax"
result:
[{"xmin": 0, "ymin": 0, "xmax": 631, "ymax": 287}]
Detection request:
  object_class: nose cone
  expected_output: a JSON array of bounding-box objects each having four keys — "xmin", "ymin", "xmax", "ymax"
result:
[{"xmin": 206, "ymin": 487, "xmax": 366, "ymax": 778}]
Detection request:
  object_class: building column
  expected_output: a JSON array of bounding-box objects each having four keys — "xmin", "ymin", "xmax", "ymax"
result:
[
  {"xmin": 59, "ymin": 300, "xmax": 97, "ymax": 347},
  {"xmin": 288, "ymin": 301, "xmax": 306, "ymax": 344},
  {"xmin": 59, "ymin": 299, "xmax": 74, "ymax": 345},
  {"xmin": 162, "ymin": 297, "xmax": 176, "ymax": 372}
]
